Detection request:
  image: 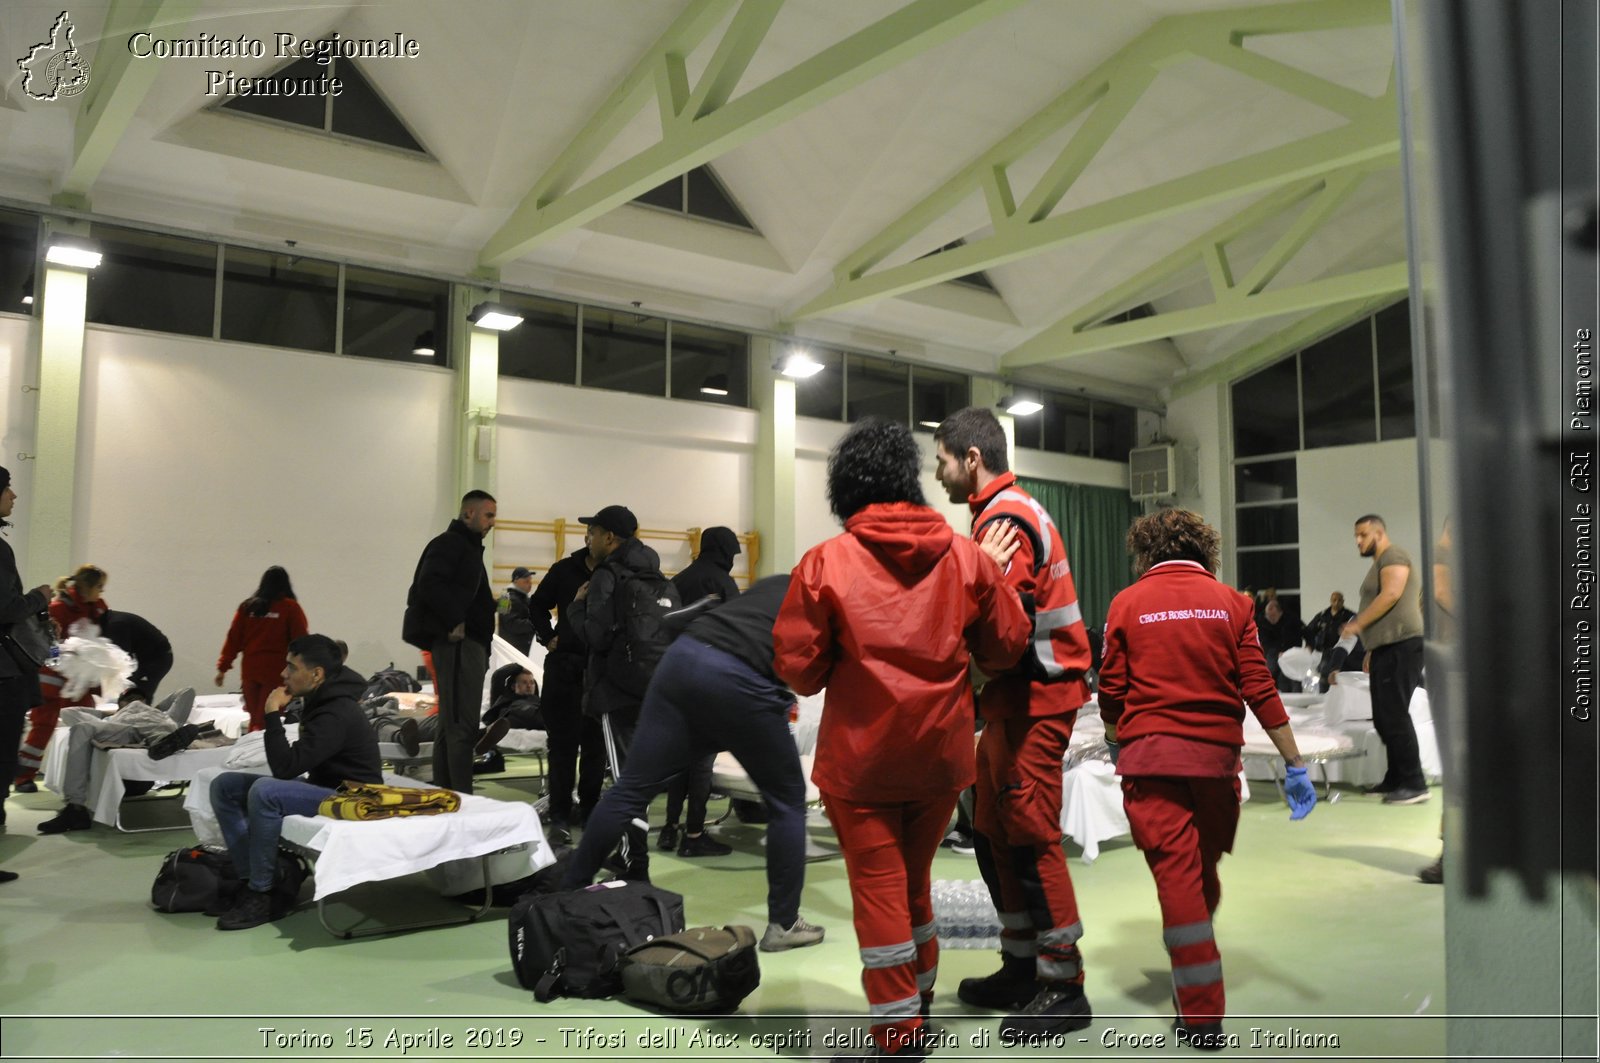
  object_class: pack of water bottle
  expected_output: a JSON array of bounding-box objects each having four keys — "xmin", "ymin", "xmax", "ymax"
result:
[{"xmin": 930, "ymin": 879, "xmax": 1003, "ymax": 950}]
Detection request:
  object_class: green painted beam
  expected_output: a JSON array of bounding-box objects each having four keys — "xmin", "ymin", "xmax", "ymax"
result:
[
  {"xmin": 1203, "ymin": 241, "xmax": 1234, "ymax": 298},
  {"xmin": 62, "ymin": 0, "xmax": 198, "ymax": 197},
  {"xmin": 684, "ymin": 0, "xmax": 784, "ymax": 121},
  {"xmin": 1003, "ymin": 262, "xmax": 1407, "ymax": 369},
  {"xmin": 1016, "ymin": 65, "xmax": 1157, "ymax": 224},
  {"xmin": 797, "ymin": 113, "xmax": 1399, "ymax": 317},
  {"xmin": 1190, "ymin": 37, "xmax": 1376, "ymax": 119},
  {"xmin": 523, "ymin": 0, "xmax": 735, "ymax": 210},
  {"xmin": 1063, "ymin": 177, "xmax": 1327, "ymax": 330},
  {"xmin": 1233, "ymin": 166, "xmax": 1364, "ymax": 296},
  {"xmin": 1167, "ymin": 293, "xmax": 1397, "ymax": 398},
  {"xmin": 655, "ymin": 51, "xmax": 691, "ymax": 129},
  {"xmin": 481, "ymin": 0, "xmax": 1023, "ymax": 267}
]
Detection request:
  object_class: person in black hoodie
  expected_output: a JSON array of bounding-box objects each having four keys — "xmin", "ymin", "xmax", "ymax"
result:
[
  {"xmin": 527, "ymin": 539, "xmax": 602, "ymax": 843},
  {"xmin": 209, "ymin": 634, "xmax": 382, "ymax": 930},
  {"xmin": 562, "ymin": 575, "xmax": 824, "ymax": 952},
  {"xmin": 656, "ymin": 525, "xmax": 744, "ymax": 857},
  {"xmin": 0, "ymin": 466, "xmax": 52, "ymax": 872},
  {"xmin": 402, "ymin": 490, "xmax": 497, "ymax": 793},
  {"xmin": 100, "ymin": 609, "xmax": 173, "ymax": 699}
]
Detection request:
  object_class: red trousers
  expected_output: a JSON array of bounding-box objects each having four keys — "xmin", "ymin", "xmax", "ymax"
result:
[
  {"xmin": 240, "ymin": 677, "xmax": 276, "ymax": 732},
  {"xmin": 1121, "ymin": 774, "xmax": 1240, "ymax": 1025},
  {"xmin": 15, "ymin": 668, "xmax": 94, "ymax": 784},
  {"xmin": 823, "ymin": 788, "xmax": 958, "ymax": 1054},
  {"xmin": 973, "ymin": 713, "xmax": 1085, "ymax": 982}
]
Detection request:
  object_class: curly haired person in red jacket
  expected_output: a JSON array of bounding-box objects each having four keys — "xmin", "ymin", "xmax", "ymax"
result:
[
  {"xmin": 1097, "ymin": 509, "xmax": 1316, "ymax": 1051},
  {"xmin": 14, "ymin": 564, "xmax": 108, "ymax": 791},
  {"xmin": 215, "ymin": 567, "xmax": 308, "ymax": 732},
  {"xmin": 934, "ymin": 406, "xmax": 1097, "ymax": 1041},
  {"xmin": 775, "ymin": 418, "xmax": 1031, "ymax": 1062}
]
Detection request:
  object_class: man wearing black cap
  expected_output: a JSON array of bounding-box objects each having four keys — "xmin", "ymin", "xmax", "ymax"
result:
[
  {"xmin": 497, "ymin": 566, "xmax": 536, "ymax": 656},
  {"xmin": 569, "ymin": 504, "xmax": 679, "ymax": 873},
  {"xmin": 0, "ymin": 466, "xmax": 54, "ymax": 879},
  {"xmin": 403, "ymin": 489, "xmax": 497, "ymax": 793}
]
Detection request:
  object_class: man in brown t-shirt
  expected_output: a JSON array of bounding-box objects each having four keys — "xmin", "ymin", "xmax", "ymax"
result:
[{"xmin": 1342, "ymin": 514, "xmax": 1429, "ymax": 804}]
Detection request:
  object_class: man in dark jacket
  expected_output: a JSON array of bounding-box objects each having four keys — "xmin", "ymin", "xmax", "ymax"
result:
[
  {"xmin": 0, "ymin": 466, "xmax": 53, "ymax": 858},
  {"xmin": 496, "ymin": 566, "xmax": 536, "ymax": 655},
  {"xmin": 527, "ymin": 539, "xmax": 601, "ymax": 843},
  {"xmin": 402, "ymin": 490, "xmax": 497, "ymax": 793},
  {"xmin": 672, "ymin": 526, "xmax": 741, "ymax": 604},
  {"xmin": 100, "ymin": 609, "xmax": 174, "ymax": 699},
  {"xmin": 657, "ymin": 525, "xmax": 743, "ymax": 857},
  {"xmin": 209, "ymin": 634, "xmax": 382, "ymax": 930}
]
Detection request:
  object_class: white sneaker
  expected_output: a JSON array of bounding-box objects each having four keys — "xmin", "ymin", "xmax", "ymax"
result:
[{"xmin": 760, "ymin": 915, "xmax": 825, "ymax": 952}]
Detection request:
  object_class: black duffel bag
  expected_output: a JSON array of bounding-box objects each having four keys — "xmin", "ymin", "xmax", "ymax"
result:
[
  {"xmin": 509, "ymin": 881, "xmax": 685, "ymax": 1001},
  {"xmin": 618, "ymin": 925, "xmax": 761, "ymax": 1013},
  {"xmin": 151, "ymin": 844, "xmax": 240, "ymax": 914}
]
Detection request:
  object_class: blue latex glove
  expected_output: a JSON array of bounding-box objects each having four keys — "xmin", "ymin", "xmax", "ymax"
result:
[{"xmin": 1284, "ymin": 764, "xmax": 1317, "ymax": 820}]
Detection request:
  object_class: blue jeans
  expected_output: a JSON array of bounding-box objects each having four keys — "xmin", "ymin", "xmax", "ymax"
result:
[
  {"xmin": 562, "ymin": 637, "xmax": 809, "ymax": 926},
  {"xmin": 211, "ymin": 772, "xmax": 332, "ymax": 891}
]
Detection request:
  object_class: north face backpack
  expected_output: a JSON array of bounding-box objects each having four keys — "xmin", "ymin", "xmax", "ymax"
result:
[
  {"xmin": 362, "ymin": 664, "xmax": 421, "ymax": 702},
  {"xmin": 509, "ymin": 880, "xmax": 685, "ymax": 1001},
  {"xmin": 618, "ymin": 925, "xmax": 761, "ymax": 1013},
  {"xmin": 607, "ymin": 573, "xmax": 681, "ymax": 697}
]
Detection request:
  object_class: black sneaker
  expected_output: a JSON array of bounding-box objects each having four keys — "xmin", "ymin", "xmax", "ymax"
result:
[
  {"xmin": 939, "ymin": 829, "xmax": 975, "ymax": 855},
  {"xmin": 999, "ymin": 983, "xmax": 1092, "ymax": 1041},
  {"xmin": 957, "ymin": 954, "xmax": 1037, "ymax": 1010},
  {"xmin": 0, "ymin": 869, "xmax": 18, "ymax": 884},
  {"xmin": 13, "ymin": 780, "xmax": 37, "ymax": 794},
  {"xmin": 38, "ymin": 804, "xmax": 93, "ymax": 834},
  {"xmin": 216, "ymin": 888, "xmax": 278, "ymax": 931},
  {"xmin": 471, "ymin": 749, "xmax": 507, "ymax": 775},
  {"xmin": 678, "ymin": 832, "xmax": 733, "ymax": 857},
  {"xmin": 475, "ymin": 717, "xmax": 512, "ymax": 756},
  {"xmin": 1174, "ymin": 1020, "xmax": 1228, "ymax": 1052},
  {"xmin": 1418, "ymin": 855, "xmax": 1443, "ymax": 884},
  {"xmin": 1382, "ymin": 786, "xmax": 1431, "ymax": 806},
  {"xmin": 657, "ymin": 823, "xmax": 680, "ymax": 851},
  {"xmin": 1361, "ymin": 780, "xmax": 1397, "ymax": 795},
  {"xmin": 395, "ymin": 717, "xmax": 421, "ymax": 758}
]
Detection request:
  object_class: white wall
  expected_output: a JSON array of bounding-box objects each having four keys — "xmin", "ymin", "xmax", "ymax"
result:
[
  {"xmin": 494, "ymin": 377, "xmax": 757, "ymax": 579},
  {"xmin": 1298, "ymin": 438, "xmax": 1422, "ymax": 613},
  {"xmin": 76, "ymin": 327, "xmax": 456, "ymax": 690}
]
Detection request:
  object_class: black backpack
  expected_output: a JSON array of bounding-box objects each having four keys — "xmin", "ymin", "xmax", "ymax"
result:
[
  {"xmin": 509, "ymin": 881, "xmax": 685, "ymax": 1001},
  {"xmin": 618, "ymin": 925, "xmax": 761, "ymax": 1013},
  {"xmin": 151, "ymin": 845, "xmax": 240, "ymax": 914},
  {"xmin": 607, "ymin": 573, "xmax": 681, "ymax": 697},
  {"xmin": 362, "ymin": 664, "xmax": 421, "ymax": 702}
]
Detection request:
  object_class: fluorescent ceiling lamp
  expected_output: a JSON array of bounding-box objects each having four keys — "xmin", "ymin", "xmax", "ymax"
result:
[
  {"xmin": 1001, "ymin": 395, "xmax": 1043, "ymax": 416},
  {"xmin": 467, "ymin": 301, "xmax": 523, "ymax": 331},
  {"xmin": 411, "ymin": 330, "xmax": 436, "ymax": 357},
  {"xmin": 44, "ymin": 239, "xmax": 102, "ymax": 270},
  {"xmin": 917, "ymin": 420, "xmax": 941, "ymax": 430},
  {"xmin": 20, "ymin": 294, "xmax": 33, "ymax": 306},
  {"xmin": 699, "ymin": 373, "xmax": 730, "ymax": 396},
  {"xmin": 778, "ymin": 351, "xmax": 824, "ymax": 379}
]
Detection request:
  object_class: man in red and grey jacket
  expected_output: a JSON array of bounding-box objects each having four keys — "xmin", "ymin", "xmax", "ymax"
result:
[
  {"xmin": 1097, "ymin": 508, "xmax": 1315, "ymax": 1051},
  {"xmin": 933, "ymin": 407, "xmax": 1095, "ymax": 1041}
]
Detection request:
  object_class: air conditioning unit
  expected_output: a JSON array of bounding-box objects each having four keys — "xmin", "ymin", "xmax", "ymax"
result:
[{"xmin": 1129, "ymin": 444, "xmax": 1177, "ymax": 500}]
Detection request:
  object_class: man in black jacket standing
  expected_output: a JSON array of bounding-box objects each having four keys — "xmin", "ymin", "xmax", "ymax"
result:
[
  {"xmin": 402, "ymin": 489, "xmax": 497, "ymax": 793},
  {"xmin": 497, "ymin": 566, "xmax": 536, "ymax": 655},
  {"xmin": 528, "ymin": 540, "xmax": 600, "ymax": 844},
  {"xmin": 0, "ymin": 466, "xmax": 52, "ymax": 875},
  {"xmin": 209, "ymin": 634, "xmax": 382, "ymax": 930}
]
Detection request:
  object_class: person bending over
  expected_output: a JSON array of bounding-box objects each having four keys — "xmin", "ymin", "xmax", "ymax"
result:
[{"xmin": 209, "ymin": 634, "xmax": 381, "ymax": 931}]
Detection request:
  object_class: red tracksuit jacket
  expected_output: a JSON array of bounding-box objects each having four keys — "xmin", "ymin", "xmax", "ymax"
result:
[
  {"xmin": 1097, "ymin": 560, "xmax": 1288, "ymax": 747},
  {"xmin": 774, "ymin": 502, "xmax": 1031, "ymax": 803},
  {"xmin": 217, "ymin": 597, "xmax": 309, "ymax": 685}
]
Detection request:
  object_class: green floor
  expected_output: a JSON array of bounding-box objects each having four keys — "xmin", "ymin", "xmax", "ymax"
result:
[{"xmin": 0, "ymin": 767, "xmax": 1446, "ymax": 1061}]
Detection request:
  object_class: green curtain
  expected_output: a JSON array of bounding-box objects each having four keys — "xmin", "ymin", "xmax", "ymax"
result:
[{"xmin": 1017, "ymin": 476, "xmax": 1140, "ymax": 629}]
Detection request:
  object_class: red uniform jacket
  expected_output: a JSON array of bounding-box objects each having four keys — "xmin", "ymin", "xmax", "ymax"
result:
[
  {"xmin": 774, "ymin": 502, "xmax": 1030, "ymax": 803},
  {"xmin": 968, "ymin": 473, "xmax": 1092, "ymax": 720},
  {"xmin": 217, "ymin": 597, "xmax": 309, "ymax": 685},
  {"xmin": 50, "ymin": 586, "xmax": 108, "ymax": 638},
  {"xmin": 1097, "ymin": 560, "xmax": 1288, "ymax": 748}
]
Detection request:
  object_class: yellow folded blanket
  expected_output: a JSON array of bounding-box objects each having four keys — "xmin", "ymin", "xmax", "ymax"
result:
[{"xmin": 318, "ymin": 780, "xmax": 461, "ymax": 821}]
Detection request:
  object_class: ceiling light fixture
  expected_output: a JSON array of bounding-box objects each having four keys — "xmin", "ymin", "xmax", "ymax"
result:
[
  {"xmin": 44, "ymin": 237, "xmax": 102, "ymax": 270},
  {"xmin": 411, "ymin": 330, "xmax": 436, "ymax": 357},
  {"xmin": 1000, "ymin": 394, "xmax": 1043, "ymax": 416},
  {"xmin": 467, "ymin": 301, "xmax": 523, "ymax": 331},
  {"xmin": 777, "ymin": 350, "xmax": 824, "ymax": 379},
  {"xmin": 699, "ymin": 373, "xmax": 730, "ymax": 396}
]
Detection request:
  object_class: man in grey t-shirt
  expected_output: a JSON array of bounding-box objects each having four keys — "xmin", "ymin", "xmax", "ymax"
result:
[{"xmin": 1342, "ymin": 514, "xmax": 1429, "ymax": 804}]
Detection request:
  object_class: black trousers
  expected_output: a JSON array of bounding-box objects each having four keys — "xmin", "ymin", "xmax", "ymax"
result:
[
  {"xmin": 542, "ymin": 654, "xmax": 604, "ymax": 821},
  {"xmin": 0, "ymin": 671, "xmax": 41, "ymax": 808},
  {"xmin": 1369, "ymin": 637, "xmax": 1427, "ymax": 790}
]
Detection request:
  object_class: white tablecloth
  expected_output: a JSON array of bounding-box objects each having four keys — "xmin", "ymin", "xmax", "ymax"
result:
[{"xmin": 184, "ymin": 765, "xmax": 551, "ymax": 899}]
